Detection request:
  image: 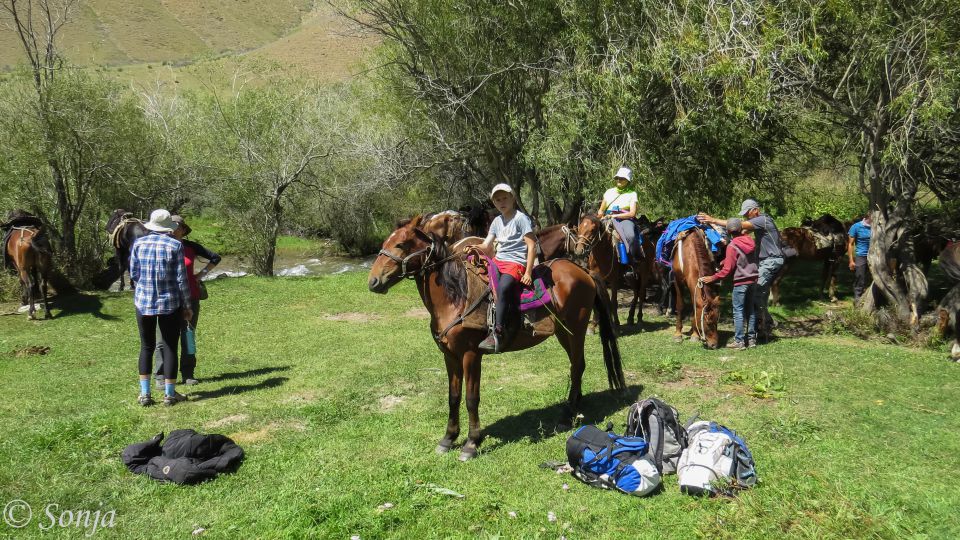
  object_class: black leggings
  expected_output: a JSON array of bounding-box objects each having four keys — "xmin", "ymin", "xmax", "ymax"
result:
[
  {"xmin": 154, "ymin": 299, "xmax": 200, "ymax": 379},
  {"xmin": 137, "ymin": 309, "xmax": 182, "ymax": 379},
  {"xmin": 495, "ymin": 274, "xmax": 519, "ymax": 331}
]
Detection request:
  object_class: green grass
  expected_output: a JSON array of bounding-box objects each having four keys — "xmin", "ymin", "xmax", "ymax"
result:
[{"xmin": 1, "ymin": 271, "xmax": 959, "ymax": 538}]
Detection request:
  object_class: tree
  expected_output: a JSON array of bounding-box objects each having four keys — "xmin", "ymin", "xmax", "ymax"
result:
[{"xmin": 198, "ymin": 75, "xmax": 337, "ymax": 276}]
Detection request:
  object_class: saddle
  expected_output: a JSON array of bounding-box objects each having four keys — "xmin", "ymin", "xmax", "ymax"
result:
[
  {"xmin": 806, "ymin": 227, "xmax": 845, "ymax": 252},
  {"xmin": 110, "ymin": 214, "xmax": 142, "ymax": 249},
  {"xmin": 437, "ymin": 254, "xmax": 557, "ymax": 346}
]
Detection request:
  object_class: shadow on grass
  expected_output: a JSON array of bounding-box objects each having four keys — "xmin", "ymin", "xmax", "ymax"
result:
[
  {"xmin": 617, "ymin": 319, "xmax": 672, "ymax": 336},
  {"xmin": 202, "ymin": 365, "xmax": 292, "ymax": 383},
  {"xmin": 189, "ymin": 376, "xmax": 289, "ymax": 401},
  {"xmin": 482, "ymin": 384, "xmax": 643, "ymax": 452},
  {"xmin": 52, "ymin": 293, "xmax": 117, "ymax": 321}
]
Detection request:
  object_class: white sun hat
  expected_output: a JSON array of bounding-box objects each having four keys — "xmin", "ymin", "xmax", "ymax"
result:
[
  {"xmin": 143, "ymin": 209, "xmax": 176, "ymax": 233},
  {"xmin": 614, "ymin": 167, "xmax": 632, "ymax": 182},
  {"xmin": 489, "ymin": 183, "xmax": 514, "ymax": 200}
]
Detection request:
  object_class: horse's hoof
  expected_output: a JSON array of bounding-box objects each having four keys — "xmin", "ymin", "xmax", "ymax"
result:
[
  {"xmin": 690, "ymin": 335, "xmax": 701, "ymax": 343},
  {"xmin": 436, "ymin": 444, "xmax": 452, "ymax": 454},
  {"xmin": 586, "ymin": 328, "xmax": 596, "ymax": 336},
  {"xmin": 458, "ymin": 446, "xmax": 478, "ymax": 461},
  {"xmin": 673, "ymin": 335, "xmax": 683, "ymax": 343}
]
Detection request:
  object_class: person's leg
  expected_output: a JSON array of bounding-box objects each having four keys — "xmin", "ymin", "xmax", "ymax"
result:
[
  {"xmin": 180, "ymin": 299, "xmax": 200, "ymax": 382},
  {"xmin": 157, "ymin": 310, "xmax": 183, "ymax": 400},
  {"xmin": 617, "ymin": 222, "xmax": 637, "ymax": 261},
  {"xmin": 495, "ymin": 273, "xmax": 519, "ymax": 331},
  {"xmin": 136, "ymin": 310, "xmax": 157, "ymax": 403},
  {"xmin": 731, "ymin": 285, "xmax": 746, "ymax": 345},
  {"xmin": 854, "ymin": 255, "xmax": 868, "ymax": 303},
  {"xmin": 745, "ymin": 284, "xmax": 757, "ymax": 345},
  {"xmin": 755, "ymin": 257, "xmax": 783, "ymax": 340}
]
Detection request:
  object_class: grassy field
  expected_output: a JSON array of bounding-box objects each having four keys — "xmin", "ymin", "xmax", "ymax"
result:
[
  {"xmin": 0, "ymin": 1, "xmax": 376, "ymax": 86},
  {"xmin": 0, "ymin": 266, "xmax": 958, "ymax": 538}
]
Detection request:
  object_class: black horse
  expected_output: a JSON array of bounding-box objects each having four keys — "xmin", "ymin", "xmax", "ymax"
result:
[{"xmin": 106, "ymin": 209, "xmax": 148, "ymax": 291}]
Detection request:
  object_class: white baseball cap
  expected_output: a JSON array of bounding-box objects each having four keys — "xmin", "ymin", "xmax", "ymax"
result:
[
  {"xmin": 614, "ymin": 167, "xmax": 632, "ymax": 182},
  {"xmin": 489, "ymin": 183, "xmax": 514, "ymax": 199}
]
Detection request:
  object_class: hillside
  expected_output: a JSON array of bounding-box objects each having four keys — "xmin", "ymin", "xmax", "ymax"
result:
[{"xmin": 0, "ymin": 0, "xmax": 376, "ymax": 82}]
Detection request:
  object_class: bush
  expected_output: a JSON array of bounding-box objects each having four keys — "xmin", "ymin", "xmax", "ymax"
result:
[{"xmin": 0, "ymin": 271, "xmax": 21, "ymax": 303}]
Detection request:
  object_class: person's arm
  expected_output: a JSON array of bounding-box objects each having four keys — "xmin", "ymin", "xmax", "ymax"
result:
[
  {"xmin": 703, "ymin": 247, "xmax": 736, "ymax": 283},
  {"xmin": 740, "ymin": 220, "xmax": 757, "ymax": 232},
  {"xmin": 477, "ymin": 233, "xmax": 495, "ymax": 257},
  {"xmin": 188, "ymin": 240, "xmax": 221, "ymax": 277},
  {"xmin": 129, "ymin": 246, "xmax": 140, "ymax": 285},
  {"xmin": 597, "ymin": 198, "xmax": 609, "ymax": 218},
  {"xmin": 521, "ymin": 234, "xmax": 536, "ymax": 286},
  {"xmin": 174, "ymin": 245, "xmax": 193, "ymax": 320},
  {"xmin": 696, "ymin": 212, "xmax": 725, "ymax": 226},
  {"xmin": 847, "ymin": 235, "xmax": 856, "ymax": 271}
]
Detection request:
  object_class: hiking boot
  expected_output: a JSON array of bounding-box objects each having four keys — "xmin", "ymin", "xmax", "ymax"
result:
[
  {"xmin": 478, "ymin": 332, "xmax": 500, "ymax": 353},
  {"xmin": 138, "ymin": 393, "xmax": 155, "ymax": 407},
  {"xmin": 726, "ymin": 340, "xmax": 746, "ymax": 350},
  {"xmin": 746, "ymin": 340, "xmax": 757, "ymax": 349},
  {"xmin": 183, "ymin": 378, "xmax": 200, "ymax": 386},
  {"xmin": 163, "ymin": 392, "xmax": 189, "ymax": 407}
]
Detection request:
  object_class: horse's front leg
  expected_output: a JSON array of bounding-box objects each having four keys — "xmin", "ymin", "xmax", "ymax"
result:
[
  {"xmin": 609, "ymin": 274, "xmax": 621, "ymax": 328},
  {"xmin": 116, "ymin": 249, "xmax": 125, "ymax": 292},
  {"xmin": 459, "ymin": 349, "xmax": 482, "ymax": 461},
  {"xmin": 627, "ymin": 263, "xmax": 643, "ymax": 326},
  {"xmin": 673, "ymin": 279, "xmax": 685, "ymax": 342},
  {"xmin": 436, "ymin": 350, "xmax": 462, "ymax": 454}
]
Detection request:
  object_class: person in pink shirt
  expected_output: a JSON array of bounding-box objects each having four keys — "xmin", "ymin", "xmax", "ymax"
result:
[{"xmin": 701, "ymin": 218, "xmax": 759, "ymax": 350}]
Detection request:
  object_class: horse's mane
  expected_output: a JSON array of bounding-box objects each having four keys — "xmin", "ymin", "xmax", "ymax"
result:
[
  {"xmin": 690, "ymin": 228, "xmax": 718, "ymax": 299},
  {"xmin": 430, "ymin": 232, "xmax": 467, "ymax": 306}
]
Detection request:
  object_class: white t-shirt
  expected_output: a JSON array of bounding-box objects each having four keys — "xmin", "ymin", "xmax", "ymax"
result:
[
  {"xmin": 602, "ymin": 188, "xmax": 638, "ymax": 213},
  {"xmin": 486, "ymin": 211, "xmax": 534, "ymax": 265}
]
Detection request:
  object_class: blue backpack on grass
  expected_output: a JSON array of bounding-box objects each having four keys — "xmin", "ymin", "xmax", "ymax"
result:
[{"xmin": 565, "ymin": 424, "xmax": 661, "ymax": 496}]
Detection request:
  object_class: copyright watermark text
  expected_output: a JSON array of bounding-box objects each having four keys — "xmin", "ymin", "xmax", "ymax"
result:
[{"xmin": 4, "ymin": 500, "xmax": 116, "ymax": 536}]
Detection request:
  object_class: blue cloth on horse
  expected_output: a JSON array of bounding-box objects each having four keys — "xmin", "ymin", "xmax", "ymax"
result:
[
  {"xmin": 484, "ymin": 256, "xmax": 552, "ymax": 312},
  {"xmin": 655, "ymin": 216, "xmax": 726, "ymax": 267}
]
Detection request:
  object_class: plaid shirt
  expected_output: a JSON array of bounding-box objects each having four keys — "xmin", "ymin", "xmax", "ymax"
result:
[{"xmin": 130, "ymin": 233, "xmax": 190, "ymax": 315}]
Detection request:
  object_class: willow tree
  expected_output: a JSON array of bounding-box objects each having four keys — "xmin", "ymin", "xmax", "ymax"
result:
[{"xmin": 770, "ymin": 0, "xmax": 960, "ymax": 324}]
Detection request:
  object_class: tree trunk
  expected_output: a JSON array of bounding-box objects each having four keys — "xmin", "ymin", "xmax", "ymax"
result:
[{"xmin": 864, "ymin": 202, "xmax": 928, "ymax": 329}]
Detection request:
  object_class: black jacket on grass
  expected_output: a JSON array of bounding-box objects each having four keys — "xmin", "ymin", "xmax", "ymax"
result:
[{"xmin": 122, "ymin": 429, "xmax": 244, "ymax": 485}]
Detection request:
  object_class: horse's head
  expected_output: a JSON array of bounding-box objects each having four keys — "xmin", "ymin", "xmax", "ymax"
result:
[
  {"xmin": 368, "ymin": 215, "xmax": 435, "ymax": 294},
  {"xmin": 574, "ymin": 214, "xmax": 602, "ymax": 257}
]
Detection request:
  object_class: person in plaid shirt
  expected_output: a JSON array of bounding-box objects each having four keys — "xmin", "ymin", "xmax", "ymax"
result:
[{"xmin": 130, "ymin": 209, "xmax": 193, "ymax": 407}]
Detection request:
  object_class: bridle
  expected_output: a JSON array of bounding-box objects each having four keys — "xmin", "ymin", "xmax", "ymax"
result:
[
  {"xmin": 376, "ymin": 234, "xmax": 460, "ymax": 281},
  {"xmin": 377, "ymin": 243, "xmax": 436, "ymax": 280}
]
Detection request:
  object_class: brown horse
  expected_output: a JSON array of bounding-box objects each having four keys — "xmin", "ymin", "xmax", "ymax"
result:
[
  {"xmin": 3, "ymin": 219, "xmax": 52, "ymax": 319},
  {"xmin": 670, "ymin": 227, "xmax": 720, "ymax": 348},
  {"xmin": 771, "ymin": 215, "xmax": 847, "ymax": 305},
  {"xmin": 368, "ymin": 215, "xmax": 625, "ymax": 460},
  {"xmin": 574, "ymin": 215, "xmax": 655, "ymax": 328}
]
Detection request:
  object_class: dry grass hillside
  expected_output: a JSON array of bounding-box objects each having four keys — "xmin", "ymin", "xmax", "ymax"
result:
[{"xmin": 0, "ymin": 0, "xmax": 376, "ymax": 82}]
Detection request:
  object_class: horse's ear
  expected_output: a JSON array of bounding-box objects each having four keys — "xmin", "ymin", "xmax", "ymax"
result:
[
  {"xmin": 397, "ymin": 217, "xmax": 413, "ymax": 229},
  {"xmin": 413, "ymin": 227, "xmax": 433, "ymax": 244},
  {"xmin": 409, "ymin": 214, "xmax": 424, "ymax": 228}
]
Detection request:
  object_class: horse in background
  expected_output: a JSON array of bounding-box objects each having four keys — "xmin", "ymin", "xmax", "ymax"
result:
[
  {"xmin": 937, "ymin": 242, "xmax": 960, "ymax": 361},
  {"xmin": 368, "ymin": 216, "xmax": 625, "ymax": 460},
  {"xmin": 574, "ymin": 215, "xmax": 655, "ymax": 328},
  {"xmin": 771, "ymin": 213, "xmax": 847, "ymax": 305},
  {"xmin": 2, "ymin": 211, "xmax": 52, "ymax": 319},
  {"xmin": 106, "ymin": 209, "xmax": 148, "ymax": 291},
  {"xmin": 670, "ymin": 227, "xmax": 720, "ymax": 348}
]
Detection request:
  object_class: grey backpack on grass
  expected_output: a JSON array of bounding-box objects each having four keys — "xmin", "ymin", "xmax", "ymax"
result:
[{"xmin": 625, "ymin": 397, "xmax": 688, "ymax": 474}]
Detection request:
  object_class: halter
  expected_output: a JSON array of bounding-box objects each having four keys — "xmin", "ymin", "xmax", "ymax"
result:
[
  {"xmin": 574, "ymin": 223, "xmax": 601, "ymax": 255},
  {"xmin": 377, "ymin": 243, "xmax": 435, "ymax": 280}
]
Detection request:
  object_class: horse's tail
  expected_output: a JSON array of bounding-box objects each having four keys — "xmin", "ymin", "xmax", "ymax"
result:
[{"xmin": 591, "ymin": 275, "xmax": 626, "ymax": 391}]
